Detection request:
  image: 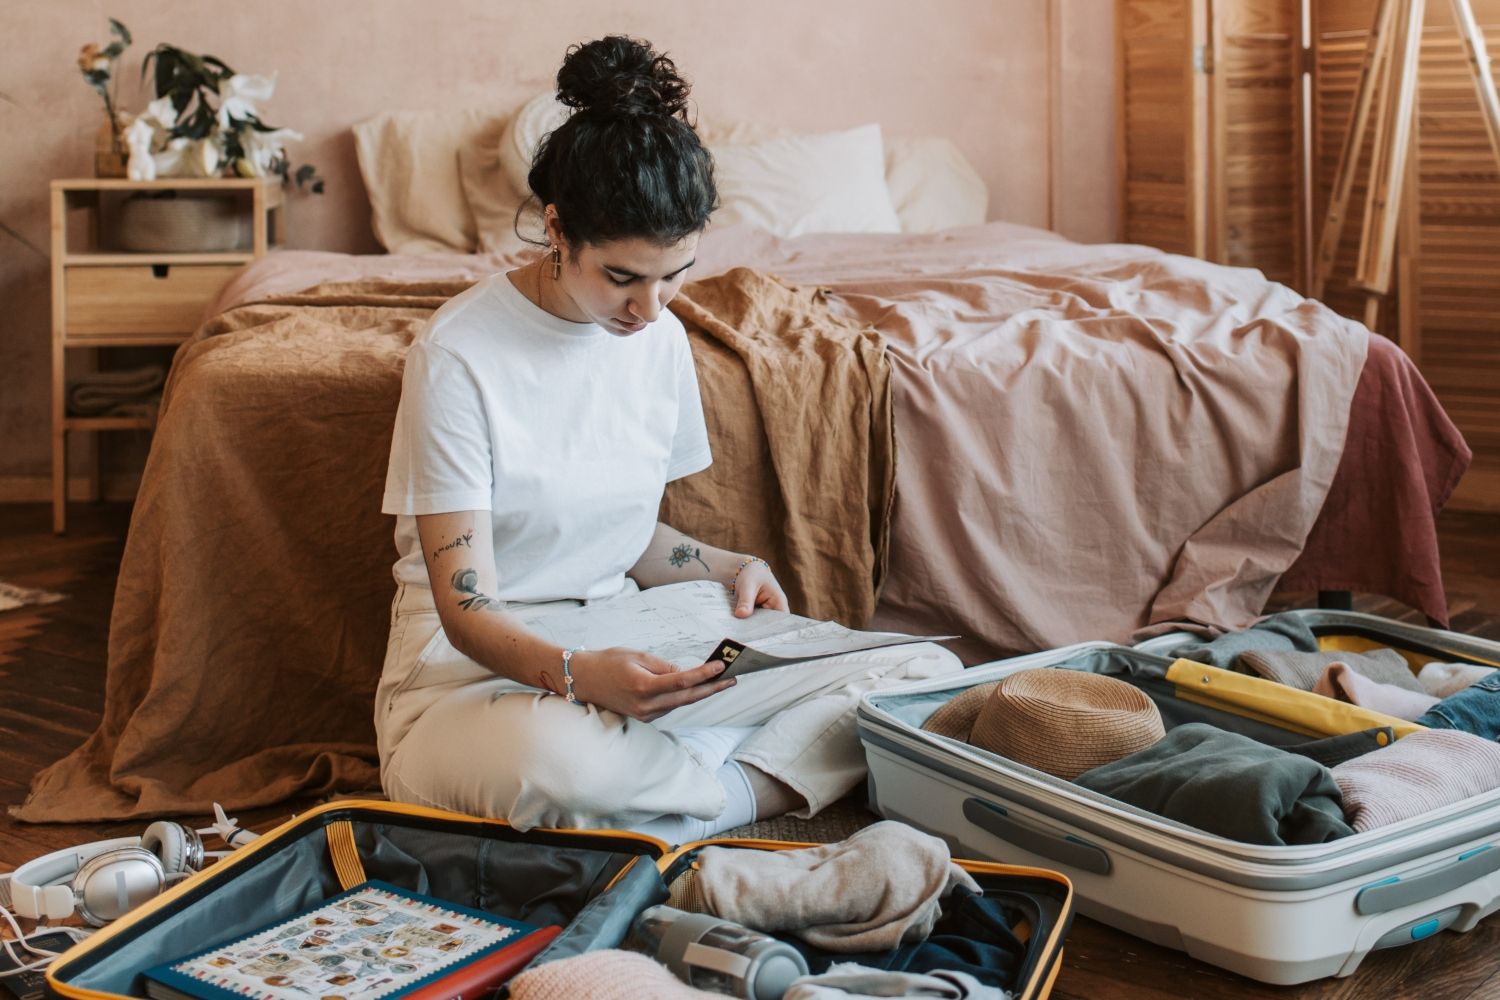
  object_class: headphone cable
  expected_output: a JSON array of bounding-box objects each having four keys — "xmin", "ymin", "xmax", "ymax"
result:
[{"xmin": 0, "ymin": 900, "xmax": 62, "ymax": 977}]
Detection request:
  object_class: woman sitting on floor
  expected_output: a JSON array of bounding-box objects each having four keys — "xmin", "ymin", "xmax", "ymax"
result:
[{"xmin": 375, "ymin": 34, "xmax": 960, "ymax": 841}]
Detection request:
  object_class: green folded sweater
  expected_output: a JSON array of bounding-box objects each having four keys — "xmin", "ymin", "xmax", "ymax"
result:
[{"xmin": 1074, "ymin": 723, "xmax": 1354, "ymax": 845}]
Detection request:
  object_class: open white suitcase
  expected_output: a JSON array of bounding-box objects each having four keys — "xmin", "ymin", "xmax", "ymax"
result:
[{"xmin": 857, "ymin": 609, "xmax": 1500, "ymax": 985}]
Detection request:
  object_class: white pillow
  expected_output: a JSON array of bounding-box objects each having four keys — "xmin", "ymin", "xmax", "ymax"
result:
[
  {"xmin": 709, "ymin": 124, "xmax": 901, "ymax": 238},
  {"xmin": 884, "ymin": 136, "xmax": 989, "ymax": 233},
  {"xmin": 497, "ymin": 94, "xmax": 786, "ymax": 200},
  {"xmin": 493, "ymin": 104, "xmax": 916, "ymax": 240},
  {"xmin": 499, "ymin": 92, "xmax": 570, "ymax": 200}
]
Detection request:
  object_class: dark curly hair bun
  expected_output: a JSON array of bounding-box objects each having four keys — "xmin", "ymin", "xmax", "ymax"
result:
[
  {"xmin": 522, "ymin": 35, "xmax": 716, "ymax": 247},
  {"xmin": 556, "ymin": 35, "xmax": 690, "ymax": 120}
]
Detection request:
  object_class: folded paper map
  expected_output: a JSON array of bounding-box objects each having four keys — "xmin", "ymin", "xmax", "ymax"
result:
[{"xmin": 512, "ymin": 581, "xmax": 954, "ymax": 681}]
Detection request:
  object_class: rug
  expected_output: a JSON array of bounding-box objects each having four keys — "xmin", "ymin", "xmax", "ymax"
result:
[
  {"xmin": 720, "ymin": 796, "xmax": 880, "ymax": 843},
  {"xmin": 0, "ymin": 582, "xmax": 67, "ymax": 613}
]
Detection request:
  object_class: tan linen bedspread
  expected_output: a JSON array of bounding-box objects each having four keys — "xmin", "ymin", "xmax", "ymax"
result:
[{"xmin": 13, "ymin": 268, "xmax": 890, "ymax": 822}]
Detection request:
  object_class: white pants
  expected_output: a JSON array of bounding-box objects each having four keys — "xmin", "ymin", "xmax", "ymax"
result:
[{"xmin": 375, "ymin": 583, "xmax": 961, "ymax": 831}]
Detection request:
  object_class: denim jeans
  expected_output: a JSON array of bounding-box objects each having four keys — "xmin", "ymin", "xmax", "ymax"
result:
[{"xmin": 1414, "ymin": 670, "xmax": 1500, "ymax": 740}]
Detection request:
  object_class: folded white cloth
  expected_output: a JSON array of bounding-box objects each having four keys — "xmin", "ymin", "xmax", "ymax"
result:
[
  {"xmin": 786, "ymin": 962, "xmax": 1008, "ymax": 1000},
  {"xmin": 695, "ymin": 820, "xmax": 981, "ymax": 952},
  {"xmin": 1313, "ymin": 663, "xmax": 1439, "ymax": 721},
  {"xmin": 1332, "ymin": 730, "xmax": 1500, "ymax": 832},
  {"xmin": 1417, "ymin": 662, "xmax": 1495, "ymax": 699}
]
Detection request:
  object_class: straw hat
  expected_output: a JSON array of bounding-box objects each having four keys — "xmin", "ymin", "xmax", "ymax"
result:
[{"xmin": 921, "ymin": 668, "xmax": 1166, "ymax": 780}]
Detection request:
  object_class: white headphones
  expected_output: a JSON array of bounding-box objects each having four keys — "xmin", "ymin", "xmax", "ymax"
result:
[{"xmin": 8, "ymin": 821, "xmax": 204, "ymax": 927}]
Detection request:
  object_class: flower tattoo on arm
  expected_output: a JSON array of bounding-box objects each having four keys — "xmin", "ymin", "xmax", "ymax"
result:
[
  {"xmin": 451, "ymin": 568, "xmax": 494, "ymax": 611},
  {"xmin": 668, "ymin": 542, "xmax": 710, "ymax": 572}
]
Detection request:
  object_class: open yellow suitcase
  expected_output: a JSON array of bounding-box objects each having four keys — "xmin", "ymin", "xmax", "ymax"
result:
[{"xmin": 45, "ymin": 799, "xmax": 1075, "ymax": 999}]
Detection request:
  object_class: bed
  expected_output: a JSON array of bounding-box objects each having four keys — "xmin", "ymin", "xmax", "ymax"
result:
[{"xmin": 12, "ymin": 104, "xmax": 1470, "ymax": 823}]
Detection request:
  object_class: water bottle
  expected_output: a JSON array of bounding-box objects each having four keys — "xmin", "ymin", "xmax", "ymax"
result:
[{"xmin": 626, "ymin": 904, "xmax": 807, "ymax": 1000}]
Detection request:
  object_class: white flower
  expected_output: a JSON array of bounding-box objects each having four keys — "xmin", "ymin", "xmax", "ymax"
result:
[
  {"xmin": 236, "ymin": 125, "xmax": 302, "ymax": 177},
  {"xmin": 191, "ymin": 136, "xmax": 221, "ymax": 176},
  {"xmin": 139, "ymin": 96, "xmax": 179, "ymax": 131},
  {"xmin": 152, "ymin": 136, "xmax": 222, "ymax": 177},
  {"xmin": 217, "ymin": 73, "xmax": 277, "ymax": 130},
  {"xmin": 150, "ymin": 137, "xmax": 191, "ymax": 177}
]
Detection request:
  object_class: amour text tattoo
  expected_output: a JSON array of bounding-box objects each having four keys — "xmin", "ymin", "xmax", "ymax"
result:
[{"xmin": 432, "ymin": 529, "xmax": 474, "ymax": 560}]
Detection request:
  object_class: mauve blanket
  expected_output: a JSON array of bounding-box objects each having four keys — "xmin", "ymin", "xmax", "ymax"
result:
[{"xmin": 699, "ymin": 224, "xmax": 1372, "ymax": 656}]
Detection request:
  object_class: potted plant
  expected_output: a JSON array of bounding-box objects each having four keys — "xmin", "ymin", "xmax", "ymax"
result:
[{"xmin": 79, "ymin": 19, "xmax": 326, "ymax": 252}]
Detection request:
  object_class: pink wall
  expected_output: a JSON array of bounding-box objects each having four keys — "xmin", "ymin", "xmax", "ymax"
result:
[{"xmin": 0, "ymin": 0, "xmax": 1118, "ymax": 491}]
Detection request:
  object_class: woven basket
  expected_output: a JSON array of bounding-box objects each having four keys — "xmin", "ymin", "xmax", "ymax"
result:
[{"xmin": 116, "ymin": 194, "xmax": 251, "ymax": 253}]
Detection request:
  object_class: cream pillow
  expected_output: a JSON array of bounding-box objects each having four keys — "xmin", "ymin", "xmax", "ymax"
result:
[
  {"xmin": 352, "ymin": 107, "xmax": 509, "ymax": 254},
  {"xmin": 696, "ymin": 115, "xmax": 790, "ymax": 146},
  {"xmin": 459, "ymin": 115, "xmax": 539, "ymax": 257},
  {"xmin": 708, "ymin": 124, "xmax": 901, "ymax": 238}
]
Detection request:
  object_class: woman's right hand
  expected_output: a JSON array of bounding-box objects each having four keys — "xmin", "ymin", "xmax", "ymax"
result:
[{"xmin": 568, "ymin": 648, "xmax": 735, "ymax": 721}]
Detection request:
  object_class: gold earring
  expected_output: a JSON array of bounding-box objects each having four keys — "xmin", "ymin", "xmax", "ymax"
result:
[{"xmin": 548, "ymin": 245, "xmax": 561, "ymax": 280}]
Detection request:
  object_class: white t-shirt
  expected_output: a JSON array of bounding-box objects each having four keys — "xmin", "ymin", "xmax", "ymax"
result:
[{"xmin": 382, "ymin": 272, "xmax": 712, "ymax": 609}]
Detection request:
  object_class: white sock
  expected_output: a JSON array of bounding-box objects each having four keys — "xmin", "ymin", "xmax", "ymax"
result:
[
  {"xmin": 714, "ymin": 758, "xmax": 758, "ymax": 830},
  {"xmin": 670, "ymin": 726, "xmax": 757, "ymax": 771},
  {"xmin": 626, "ymin": 760, "xmax": 759, "ymax": 846}
]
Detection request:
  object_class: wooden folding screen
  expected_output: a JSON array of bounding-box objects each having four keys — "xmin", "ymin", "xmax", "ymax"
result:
[
  {"xmin": 1118, "ymin": 0, "xmax": 1303, "ymax": 285},
  {"xmin": 1314, "ymin": 0, "xmax": 1500, "ymax": 510},
  {"xmin": 1212, "ymin": 2, "xmax": 1306, "ymax": 285},
  {"xmin": 1119, "ymin": 0, "xmax": 1210, "ymax": 257},
  {"xmin": 1122, "ymin": 0, "xmax": 1499, "ymax": 510},
  {"xmin": 1410, "ymin": 0, "xmax": 1499, "ymax": 510}
]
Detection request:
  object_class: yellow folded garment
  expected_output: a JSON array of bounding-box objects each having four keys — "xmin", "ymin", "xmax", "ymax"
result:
[{"xmin": 1166, "ymin": 659, "xmax": 1426, "ymax": 740}]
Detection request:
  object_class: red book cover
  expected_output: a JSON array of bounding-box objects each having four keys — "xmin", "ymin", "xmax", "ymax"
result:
[{"xmin": 404, "ymin": 925, "xmax": 561, "ymax": 1000}]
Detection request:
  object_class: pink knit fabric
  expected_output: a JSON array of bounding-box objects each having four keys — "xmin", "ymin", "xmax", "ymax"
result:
[
  {"xmin": 508, "ymin": 950, "xmax": 719, "ymax": 1000},
  {"xmin": 1332, "ymin": 730, "xmax": 1500, "ymax": 832},
  {"xmin": 1314, "ymin": 662, "xmax": 1439, "ymax": 721}
]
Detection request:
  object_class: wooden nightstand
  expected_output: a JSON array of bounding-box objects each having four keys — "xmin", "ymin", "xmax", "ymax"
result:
[{"xmin": 49, "ymin": 177, "xmax": 283, "ymax": 532}]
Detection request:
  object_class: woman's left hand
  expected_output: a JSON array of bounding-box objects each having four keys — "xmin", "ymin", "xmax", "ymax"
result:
[{"xmin": 733, "ymin": 558, "xmax": 789, "ymax": 618}]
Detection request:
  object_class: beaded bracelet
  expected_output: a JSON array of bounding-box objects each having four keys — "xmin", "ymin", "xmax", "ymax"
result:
[
  {"xmin": 561, "ymin": 646, "xmax": 585, "ymax": 704},
  {"xmin": 728, "ymin": 556, "xmax": 769, "ymax": 596}
]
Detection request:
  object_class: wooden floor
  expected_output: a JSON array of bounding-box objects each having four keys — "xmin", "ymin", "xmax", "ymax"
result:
[{"xmin": 3, "ymin": 502, "xmax": 1500, "ymax": 999}]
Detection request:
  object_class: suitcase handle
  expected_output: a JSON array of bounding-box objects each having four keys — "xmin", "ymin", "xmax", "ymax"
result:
[
  {"xmin": 962, "ymin": 798, "xmax": 1112, "ymax": 875},
  {"xmin": 1356, "ymin": 844, "xmax": 1500, "ymax": 915}
]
